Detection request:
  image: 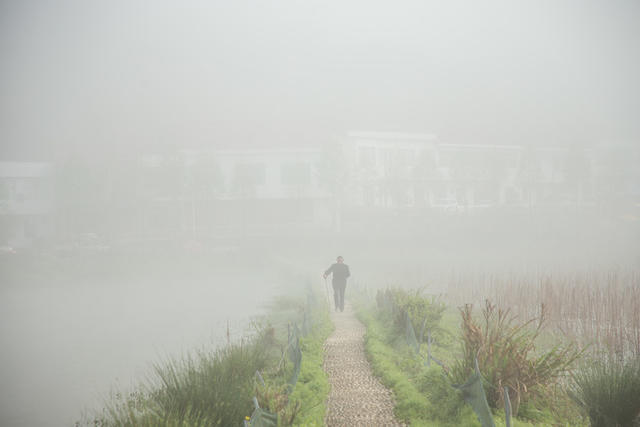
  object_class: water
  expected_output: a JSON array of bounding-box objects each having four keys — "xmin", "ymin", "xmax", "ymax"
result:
[{"xmin": 0, "ymin": 253, "xmax": 281, "ymax": 427}]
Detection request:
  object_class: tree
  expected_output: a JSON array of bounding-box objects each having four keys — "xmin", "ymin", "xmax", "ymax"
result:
[
  {"xmin": 563, "ymin": 144, "xmax": 592, "ymax": 205},
  {"xmin": 54, "ymin": 154, "xmax": 109, "ymax": 236},
  {"xmin": 517, "ymin": 146, "xmax": 543, "ymax": 209},
  {"xmin": 411, "ymin": 148, "xmax": 439, "ymax": 207},
  {"xmin": 315, "ymin": 140, "xmax": 350, "ymax": 232}
]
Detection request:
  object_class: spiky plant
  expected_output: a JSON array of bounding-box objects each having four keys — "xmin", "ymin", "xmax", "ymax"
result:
[
  {"xmin": 571, "ymin": 356, "xmax": 640, "ymax": 427},
  {"xmin": 450, "ymin": 300, "xmax": 583, "ymax": 416}
]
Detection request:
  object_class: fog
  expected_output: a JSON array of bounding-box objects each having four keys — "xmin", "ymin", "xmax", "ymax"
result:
[
  {"xmin": 1, "ymin": 1, "xmax": 639, "ymax": 426},
  {"xmin": 2, "ymin": 0, "xmax": 640, "ymax": 156}
]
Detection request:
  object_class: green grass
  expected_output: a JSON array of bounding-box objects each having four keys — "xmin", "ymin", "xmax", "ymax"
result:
[
  {"xmin": 79, "ymin": 333, "xmax": 273, "ymax": 426},
  {"xmin": 76, "ymin": 286, "xmax": 333, "ymax": 427},
  {"xmin": 287, "ymin": 308, "xmax": 333, "ymax": 426},
  {"xmin": 355, "ymin": 297, "xmax": 588, "ymax": 427},
  {"xmin": 357, "ymin": 307, "xmax": 480, "ymax": 426},
  {"xmin": 571, "ymin": 356, "xmax": 640, "ymax": 427}
]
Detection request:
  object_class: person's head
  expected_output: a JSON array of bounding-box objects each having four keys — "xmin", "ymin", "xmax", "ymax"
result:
[{"xmin": 336, "ymin": 256, "xmax": 344, "ymax": 263}]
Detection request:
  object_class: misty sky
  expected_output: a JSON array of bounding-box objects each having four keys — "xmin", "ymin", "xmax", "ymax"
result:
[{"xmin": 1, "ymin": 0, "xmax": 639, "ymax": 159}]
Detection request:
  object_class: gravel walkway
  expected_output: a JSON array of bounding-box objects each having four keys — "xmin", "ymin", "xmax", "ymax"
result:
[{"xmin": 324, "ymin": 302, "xmax": 404, "ymax": 426}]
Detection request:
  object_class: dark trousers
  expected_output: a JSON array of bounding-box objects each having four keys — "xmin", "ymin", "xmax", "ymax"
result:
[{"xmin": 332, "ymin": 282, "xmax": 346, "ymax": 311}]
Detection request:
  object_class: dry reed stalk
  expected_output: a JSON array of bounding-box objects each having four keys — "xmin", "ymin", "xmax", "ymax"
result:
[{"xmin": 446, "ymin": 270, "xmax": 640, "ymax": 360}]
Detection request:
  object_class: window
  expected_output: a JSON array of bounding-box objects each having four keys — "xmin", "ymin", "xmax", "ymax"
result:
[
  {"xmin": 17, "ymin": 178, "xmax": 37, "ymax": 201},
  {"xmin": 232, "ymin": 163, "xmax": 266, "ymax": 194},
  {"xmin": 281, "ymin": 162, "xmax": 310, "ymax": 186},
  {"xmin": 358, "ymin": 146, "xmax": 376, "ymax": 169},
  {"xmin": 0, "ymin": 179, "xmax": 10, "ymax": 200},
  {"xmin": 23, "ymin": 216, "xmax": 36, "ymax": 238}
]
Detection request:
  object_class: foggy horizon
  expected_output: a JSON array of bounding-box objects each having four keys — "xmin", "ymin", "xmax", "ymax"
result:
[
  {"xmin": 1, "ymin": 1, "xmax": 639, "ymax": 426},
  {"xmin": 2, "ymin": 1, "xmax": 640, "ymax": 160}
]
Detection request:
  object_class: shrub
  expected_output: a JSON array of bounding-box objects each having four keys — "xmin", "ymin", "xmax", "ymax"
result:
[
  {"xmin": 571, "ymin": 356, "xmax": 640, "ymax": 427},
  {"xmin": 450, "ymin": 300, "xmax": 582, "ymax": 417},
  {"xmin": 376, "ymin": 287, "xmax": 447, "ymax": 345},
  {"xmin": 417, "ymin": 366, "xmax": 469, "ymax": 421}
]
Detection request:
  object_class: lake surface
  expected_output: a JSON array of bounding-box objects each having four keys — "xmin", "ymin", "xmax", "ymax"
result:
[{"xmin": 0, "ymin": 253, "xmax": 283, "ymax": 427}]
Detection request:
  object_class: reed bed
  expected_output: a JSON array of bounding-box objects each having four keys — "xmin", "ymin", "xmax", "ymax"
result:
[{"xmin": 446, "ymin": 270, "xmax": 640, "ymax": 360}]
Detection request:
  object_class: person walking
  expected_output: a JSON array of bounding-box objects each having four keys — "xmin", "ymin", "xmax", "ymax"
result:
[{"xmin": 323, "ymin": 256, "xmax": 350, "ymax": 312}]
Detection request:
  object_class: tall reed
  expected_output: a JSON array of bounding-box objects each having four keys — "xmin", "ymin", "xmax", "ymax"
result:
[
  {"xmin": 447, "ymin": 270, "xmax": 640, "ymax": 360},
  {"xmin": 450, "ymin": 300, "xmax": 582, "ymax": 416}
]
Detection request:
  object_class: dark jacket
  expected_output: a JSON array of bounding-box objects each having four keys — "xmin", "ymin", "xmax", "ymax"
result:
[{"xmin": 325, "ymin": 263, "xmax": 350, "ymax": 286}]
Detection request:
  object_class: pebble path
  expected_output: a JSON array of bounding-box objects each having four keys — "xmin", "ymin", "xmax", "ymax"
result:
[{"xmin": 324, "ymin": 302, "xmax": 404, "ymax": 426}]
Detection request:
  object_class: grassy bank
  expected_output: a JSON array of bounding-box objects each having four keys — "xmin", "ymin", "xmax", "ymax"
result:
[
  {"xmin": 286, "ymin": 311, "xmax": 333, "ymax": 426},
  {"xmin": 357, "ymin": 306, "xmax": 482, "ymax": 426},
  {"xmin": 76, "ymin": 286, "xmax": 333, "ymax": 426},
  {"xmin": 355, "ymin": 287, "xmax": 590, "ymax": 426}
]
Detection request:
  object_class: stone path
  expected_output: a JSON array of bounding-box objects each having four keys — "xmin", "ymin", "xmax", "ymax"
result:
[{"xmin": 324, "ymin": 302, "xmax": 404, "ymax": 426}]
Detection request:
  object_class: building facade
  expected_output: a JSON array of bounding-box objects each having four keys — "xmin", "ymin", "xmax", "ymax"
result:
[
  {"xmin": 343, "ymin": 131, "xmax": 602, "ymax": 212},
  {"xmin": 138, "ymin": 147, "xmax": 334, "ymax": 237},
  {"xmin": 0, "ymin": 162, "xmax": 54, "ymax": 248},
  {"xmin": 3, "ymin": 133, "xmax": 635, "ymax": 244}
]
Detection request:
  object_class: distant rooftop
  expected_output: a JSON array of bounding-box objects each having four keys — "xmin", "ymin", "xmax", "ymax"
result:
[
  {"xmin": 0, "ymin": 162, "xmax": 53, "ymax": 178},
  {"xmin": 347, "ymin": 131, "xmax": 439, "ymax": 141}
]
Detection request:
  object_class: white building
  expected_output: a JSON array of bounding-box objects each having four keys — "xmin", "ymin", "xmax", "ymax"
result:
[
  {"xmin": 140, "ymin": 147, "xmax": 334, "ymax": 237},
  {"xmin": 0, "ymin": 162, "xmax": 54, "ymax": 247},
  {"xmin": 343, "ymin": 131, "xmax": 526, "ymax": 211}
]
